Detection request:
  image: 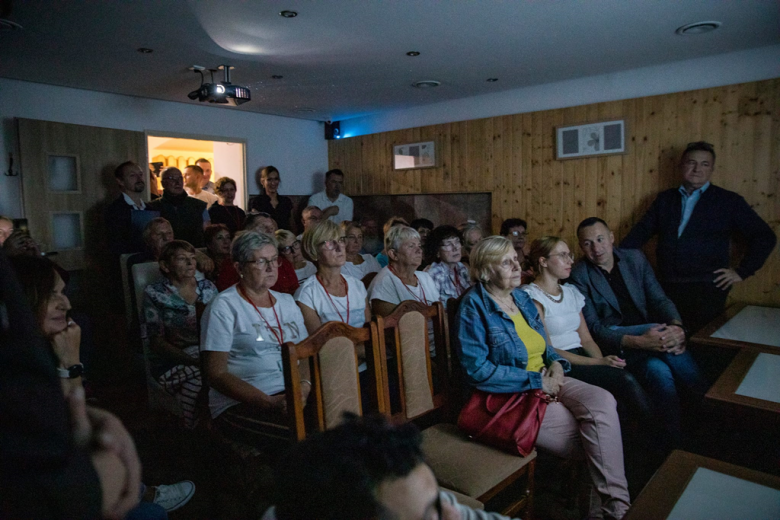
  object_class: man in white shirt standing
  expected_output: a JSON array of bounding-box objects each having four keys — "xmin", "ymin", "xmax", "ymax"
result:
[
  {"xmin": 184, "ymin": 164, "xmax": 219, "ymax": 209},
  {"xmin": 195, "ymin": 158, "xmax": 216, "ymax": 194},
  {"xmin": 308, "ymin": 169, "xmax": 353, "ymax": 224}
]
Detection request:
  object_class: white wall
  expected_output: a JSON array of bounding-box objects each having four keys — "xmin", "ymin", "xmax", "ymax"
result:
[
  {"xmin": 0, "ymin": 78, "xmax": 328, "ymax": 218},
  {"xmin": 340, "ymin": 44, "xmax": 780, "ymax": 138}
]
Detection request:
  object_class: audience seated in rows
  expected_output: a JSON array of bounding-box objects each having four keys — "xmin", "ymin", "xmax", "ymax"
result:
[
  {"xmin": 359, "ymin": 215, "xmax": 383, "ymax": 256},
  {"xmin": 204, "ymin": 224, "xmax": 240, "ymax": 292},
  {"xmin": 147, "ymin": 167, "xmax": 209, "ymax": 248},
  {"xmin": 424, "ymin": 225, "xmax": 471, "ymax": 307},
  {"xmin": 246, "ymin": 213, "xmax": 299, "ymax": 295},
  {"xmin": 375, "ymin": 216, "xmax": 409, "ymax": 268},
  {"xmin": 201, "ymin": 231, "xmax": 309, "ymax": 451},
  {"xmin": 250, "ymin": 166, "xmax": 294, "ymax": 232},
  {"xmin": 276, "ymin": 229, "xmax": 316, "ymax": 282},
  {"xmin": 142, "ymin": 240, "xmax": 218, "ymax": 429},
  {"xmin": 458, "ymin": 221, "xmax": 483, "ymax": 264},
  {"xmin": 208, "ymin": 176, "xmax": 247, "ymax": 236},
  {"xmin": 456, "ymin": 236, "xmax": 630, "ymax": 520},
  {"xmin": 340, "ymin": 220, "xmax": 382, "ymax": 280}
]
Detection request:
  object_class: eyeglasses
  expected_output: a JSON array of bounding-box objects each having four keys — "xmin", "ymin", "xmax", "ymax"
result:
[
  {"xmin": 498, "ymin": 257, "xmax": 520, "ymax": 270},
  {"xmin": 509, "ymin": 230, "xmax": 527, "ymax": 240},
  {"xmin": 319, "ymin": 237, "xmax": 347, "ymax": 250},
  {"xmin": 346, "ymin": 234, "xmax": 363, "ymax": 241},
  {"xmin": 279, "ymin": 241, "xmax": 301, "ymax": 254},
  {"xmin": 244, "ymin": 256, "xmax": 279, "ymax": 269},
  {"xmin": 548, "ymin": 252, "xmax": 575, "ymax": 262},
  {"xmin": 439, "ymin": 239, "xmax": 462, "ymax": 251}
]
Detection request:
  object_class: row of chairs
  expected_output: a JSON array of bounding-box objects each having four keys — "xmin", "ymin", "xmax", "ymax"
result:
[{"xmin": 282, "ymin": 300, "xmax": 536, "ymax": 518}]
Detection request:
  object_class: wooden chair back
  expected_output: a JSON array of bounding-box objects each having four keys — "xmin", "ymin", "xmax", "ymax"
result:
[
  {"xmin": 361, "ymin": 271, "xmax": 378, "ymax": 290},
  {"xmin": 374, "ymin": 300, "xmax": 450, "ymax": 422},
  {"xmin": 282, "ymin": 321, "xmax": 384, "ymax": 441}
]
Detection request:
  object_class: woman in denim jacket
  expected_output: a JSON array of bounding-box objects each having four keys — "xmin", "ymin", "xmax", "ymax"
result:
[{"xmin": 456, "ymin": 236, "xmax": 630, "ymax": 520}]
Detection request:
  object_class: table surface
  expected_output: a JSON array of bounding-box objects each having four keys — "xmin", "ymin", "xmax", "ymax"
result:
[
  {"xmin": 706, "ymin": 349, "xmax": 780, "ymax": 414},
  {"xmin": 623, "ymin": 451, "xmax": 780, "ymax": 520},
  {"xmin": 691, "ymin": 303, "xmax": 780, "ymax": 352}
]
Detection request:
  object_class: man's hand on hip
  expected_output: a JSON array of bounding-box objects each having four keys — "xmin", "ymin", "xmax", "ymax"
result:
[{"xmin": 713, "ymin": 268, "xmax": 742, "ymax": 290}]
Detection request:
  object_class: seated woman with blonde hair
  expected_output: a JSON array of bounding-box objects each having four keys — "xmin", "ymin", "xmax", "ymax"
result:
[
  {"xmin": 340, "ymin": 220, "xmax": 381, "ymax": 281},
  {"xmin": 276, "ymin": 229, "xmax": 316, "ymax": 282}
]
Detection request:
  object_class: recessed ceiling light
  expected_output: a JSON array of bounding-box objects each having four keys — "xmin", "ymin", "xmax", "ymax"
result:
[
  {"xmin": 675, "ymin": 21, "xmax": 721, "ymax": 35},
  {"xmin": 406, "ymin": 51, "xmax": 420, "ymax": 57},
  {"xmin": 412, "ymin": 80, "xmax": 441, "ymax": 88},
  {"xmin": 137, "ymin": 47, "xmax": 153, "ymax": 54},
  {"xmin": 279, "ymin": 10, "xmax": 298, "ymax": 18},
  {"xmin": 486, "ymin": 78, "xmax": 499, "ymax": 82},
  {"xmin": 271, "ymin": 75, "xmax": 284, "ymax": 79}
]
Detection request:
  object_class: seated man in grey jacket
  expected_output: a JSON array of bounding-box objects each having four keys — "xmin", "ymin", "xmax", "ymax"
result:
[
  {"xmin": 569, "ymin": 217, "xmax": 708, "ymax": 447},
  {"xmin": 263, "ymin": 413, "xmax": 514, "ymax": 520}
]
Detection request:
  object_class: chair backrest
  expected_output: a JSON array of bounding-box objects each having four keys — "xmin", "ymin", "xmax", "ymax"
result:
[
  {"xmin": 374, "ymin": 300, "xmax": 449, "ymax": 422},
  {"xmin": 445, "ymin": 295, "xmax": 471, "ymax": 409},
  {"xmin": 361, "ymin": 271, "xmax": 378, "ymax": 290},
  {"xmin": 132, "ymin": 261, "xmax": 164, "ymax": 325},
  {"xmin": 282, "ymin": 321, "xmax": 384, "ymax": 441}
]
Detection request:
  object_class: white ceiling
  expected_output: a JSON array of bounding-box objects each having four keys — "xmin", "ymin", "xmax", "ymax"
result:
[{"xmin": 0, "ymin": 1, "xmax": 777, "ymax": 123}]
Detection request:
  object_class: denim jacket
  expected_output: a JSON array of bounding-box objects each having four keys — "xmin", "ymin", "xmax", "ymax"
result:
[{"xmin": 455, "ymin": 283, "xmax": 571, "ymax": 393}]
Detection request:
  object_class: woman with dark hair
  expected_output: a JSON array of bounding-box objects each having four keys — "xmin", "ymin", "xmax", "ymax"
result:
[
  {"xmin": 410, "ymin": 218, "xmax": 434, "ymax": 247},
  {"xmin": 209, "ymin": 177, "xmax": 247, "ymax": 236},
  {"xmin": 143, "ymin": 240, "xmax": 218, "ymax": 429},
  {"xmin": 205, "ymin": 224, "xmax": 240, "ymax": 291},
  {"xmin": 424, "ymin": 225, "xmax": 471, "ymax": 306},
  {"xmin": 250, "ymin": 166, "xmax": 294, "ymax": 231}
]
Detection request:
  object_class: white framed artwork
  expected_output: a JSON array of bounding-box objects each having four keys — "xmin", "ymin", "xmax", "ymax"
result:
[
  {"xmin": 556, "ymin": 120, "xmax": 626, "ymax": 160},
  {"xmin": 393, "ymin": 141, "xmax": 436, "ymax": 170}
]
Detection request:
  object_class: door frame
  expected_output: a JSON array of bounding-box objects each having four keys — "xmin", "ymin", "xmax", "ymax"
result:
[{"xmin": 145, "ymin": 130, "xmax": 249, "ymax": 208}]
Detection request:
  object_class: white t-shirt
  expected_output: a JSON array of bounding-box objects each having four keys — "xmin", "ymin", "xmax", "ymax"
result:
[
  {"xmin": 188, "ymin": 189, "xmax": 219, "ymax": 210},
  {"xmin": 341, "ymin": 254, "xmax": 382, "ymax": 281},
  {"xmin": 295, "ymin": 261, "xmax": 317, "ymax": 282},
  {"xmin": 522, "ymin": 283, "xmax": 585, "ymax": 351},
  {"xmin": 200, "ymin": 286, "xmax": 308, "ymax": 418},
  {"xmin": 295, "ymin": 274, "xmax": 368, "ymax": 329},
  {"xmin": 308, "ymin": 191, "xmax": 353, "ymax": 224}
]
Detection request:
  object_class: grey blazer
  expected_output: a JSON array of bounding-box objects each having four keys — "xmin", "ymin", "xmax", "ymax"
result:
[{"xmin": 568, "ymin": 247, "xmax": 681, "ymax": 356}]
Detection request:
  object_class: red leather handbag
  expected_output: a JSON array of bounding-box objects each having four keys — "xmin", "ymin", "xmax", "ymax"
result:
[{"xmin": 457, "ymin": 388, "xmax": 554, "ymax": 456}]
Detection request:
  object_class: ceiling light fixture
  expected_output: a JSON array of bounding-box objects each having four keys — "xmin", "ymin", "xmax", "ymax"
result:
[
  {"xmin": 271, "ymin": 75, "xmax": 283, "ymax": 79},
  {"xmin": 486, "ymin": 78, "xmax": 499, "ymax": 82},
  {"xmin": 675, "ymin": 21, "xmax": 721, "ymax": 35},
  {"xmin": 137, "ymin": 47, "xmax": 153, "ymax": 54},
  {"xmin": 279, "ymin": 10, "xmax": 298, "ymax": 18},
  {"xmin": 406, "ymin": 51, "xmax": 420, "ymax": 57},
  {"xmin": 412, "ymin": 80, "xmax": 441, "ymax": 88}
]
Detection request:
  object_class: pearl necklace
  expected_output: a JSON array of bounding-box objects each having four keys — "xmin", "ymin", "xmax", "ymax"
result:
[{"xmin": 532, "ymin": 283, "xmax": 564, "ymax": 304}]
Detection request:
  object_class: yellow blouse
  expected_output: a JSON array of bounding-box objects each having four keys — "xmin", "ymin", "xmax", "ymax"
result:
[{"xmin": 509, "ymin": 312, "xmax": 546, "ymax": 373}]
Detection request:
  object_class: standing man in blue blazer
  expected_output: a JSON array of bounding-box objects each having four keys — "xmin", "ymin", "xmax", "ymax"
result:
[
  {"xmin": 570, "ymin": 217, "xmax": 708, "ymax": 447},
  {"xmin": 621, "ymin": 142, "xmax": 776, "ymax": 334}
]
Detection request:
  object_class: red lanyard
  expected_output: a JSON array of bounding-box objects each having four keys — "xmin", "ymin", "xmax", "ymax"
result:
[
  {"xmin": 316, "ymin": 274, "xmax": 350, "ymax": 324},
  {"xmin": 450, "ymin": 265, "xmax": 465, "ymax": 296},
  {"xmin": 389, "ymin": 266, "xmax": 427, "ymax": 304},
  {"xmin": 238, "ymin": 285, "xmax": 284, "ymax": 345}
]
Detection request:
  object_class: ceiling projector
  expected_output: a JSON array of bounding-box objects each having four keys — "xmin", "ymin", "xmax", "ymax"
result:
[{"xmin": 188, "ymin": 65, "xmax": 250, "ymax": 106}]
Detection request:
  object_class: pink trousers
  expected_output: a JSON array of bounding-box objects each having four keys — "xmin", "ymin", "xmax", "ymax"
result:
[{"xmin": 535, "ymin": 377, "xmax": 630, "ymax": 520}]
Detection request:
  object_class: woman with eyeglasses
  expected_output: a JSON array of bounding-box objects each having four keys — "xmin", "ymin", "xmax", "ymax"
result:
[
  {"xmin": 500, "ymin": 218, "xmax": 534, "ymax": 283},
  {"xmin": 201, "ymin": 231, "xmax": 310, "ymax": 450},
  {"xmin": 523, "ymin": 236, "xmax": 658, "ymax": 451},
  {"xmin": 423, "ymin": 225, "xmax": 471, "ymax": 307},
  {"xmin": 340, "ymin": 221, "xmax": 381, "ymax": 281},
  {"xmin": 249, "ymin": 166, "xmax": 293, "ymax": 231},
  {"xmin": 276, "ymin": 229, "xmax": 316, "ymax": 282}
]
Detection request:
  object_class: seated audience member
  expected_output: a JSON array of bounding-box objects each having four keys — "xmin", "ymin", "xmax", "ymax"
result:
[
  {"xmin": 246, "ymin": 214, "xmax": 299, "ymax": 294},
  {"xmin": 308, "ymin": 168, "xmax": 353, "ymax": 224},
  {"xmin": 375, "ymin": 216, "xmax": 409, "ymax": 268},
  {"xmin": 368, "ymin": 225, "xmax": 439, "ymax": 318},
  {"xmin": 201, "ymin": 231, "xmax": 309, "ymax": 450},
  {"xmin": 183, "ymin": 164, "xmax": 219, "ymax": 209},
  {"xmin": 500, "ymin": 218, "xmax": 533, "ymax": 282},
  {"xmin": 341, "ymin": 221, "xmax": 382, "ymax": 280},
  {"xmin": 147, "ymin": 167, "xmax": 209, "ymax": 248},
  {"xmin": 424, "ymin": 225, "xmax": 471, "ymax": 306},
  {"xmin": 208, "ymin": 176, "xmax": 246, "ymax": 236},
  {"xmin": 250, "ymin": 166, "xmax": 293, "ymax": 231},
  {"xmin": 143, "ymin": 241, "xmax": 218, "ymax": 429},
  {"xmin": 204, "ymin": 224, "xmax": 240, "ymax": 292},
  {"xmin": 570, "ymin": 217, "xmax": 708, "ymax": 445},
  {"xmin": 276, "ymin": 229, "xmax": 316, "ymax": 282},
  {"xmin": 359, "ymin": 215, "xmax": 383, "ymax": 256},
  {"xmin": 458, "ymin": 221, "xmax": 483, "ymax": 264},
  {"xmin": 410, "ymin": 218, "xmax": 434, "ymax": 247},
  {"xmin": 0, "ymin": 215, "xmax": 13, "ymax": 245},
  {"xmin": 264, "ymin": 413, "xmax": 512, "ymax": 520},
  {"xmin": 457, "ymin": 236, "xmax": 630, "ymax": 520},
  {"xmin": 8, "ymin": 255, "xmax": 195, "ymax": 515},
  {"xmin": 3, "ymin": 228, "xmax": 42, "ymax": 257},
  {"xmin": 523, "ymin": 237, "xmax": 657, "ymax": 443},
  {"xmin": 299, "ymin": 205, "xmax": 323, "ymax": 238},
  {"xmin": 245, "ymin": 211, "xmax": 278, "ymax": 235}
]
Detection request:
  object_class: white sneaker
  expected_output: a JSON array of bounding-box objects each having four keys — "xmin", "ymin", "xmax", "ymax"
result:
[{"xmin": 153, "ymin": 480, "xmax": 196, "ymax": 512}]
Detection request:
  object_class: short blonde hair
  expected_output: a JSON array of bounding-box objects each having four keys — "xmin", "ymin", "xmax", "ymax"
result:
[
  {"xmin": 469, "ymin": 235, "xmax": 514, "ymax": 283},
  {"xmin": 340, "ymin": 221, "xmax": 361, "ymax": 235},
  {"xmin": 384, "ymin": 225, "xmax": 420, "ymax": 253},
  {"xmin": 301, "ymin": 220, "xmax": 341, "ymax": 262},
  {"xmin": 275, "ymin": 229, "xmax": 296, "ymax": 245}
]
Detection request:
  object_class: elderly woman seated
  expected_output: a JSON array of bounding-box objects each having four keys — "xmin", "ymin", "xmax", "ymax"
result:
[
  {"xmin": 423, "ymin": 225, "xmax": 471, "ymax": 306},
  {"xmin": 204, "ymin": 224, "xmax": 240, "ymax": 291},
  {"xmin": 276, "ymin": 229, "xmax": 316, "ymax": 282},
  {"xmin": 456, "ymin": 236, "xmax": 630, "ymax": 520},
  {"xmin": 142, "ymin": 240, "xmax": 218, "ymax": 429},
  {"xmin": 340, "ymin": 221, "xmax": 381, "ymax": 281},
  {"xmin": 375, "ymin": 216, "xmax": 409, "ymax": 268},
  {"xmin": 201, "ymin": 231, "xmax": 309, "ymax": 450}
]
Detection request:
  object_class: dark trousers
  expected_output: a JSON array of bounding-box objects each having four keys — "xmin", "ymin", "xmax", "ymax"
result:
[{"xmin": 662, "ymin": 281, "xmax": 730, "ymax": 335}]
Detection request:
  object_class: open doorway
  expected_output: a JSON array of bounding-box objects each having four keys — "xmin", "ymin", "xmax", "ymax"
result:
[{"xmin": 147, "ymin": 135, "xmax": 247, "ymax": 209}]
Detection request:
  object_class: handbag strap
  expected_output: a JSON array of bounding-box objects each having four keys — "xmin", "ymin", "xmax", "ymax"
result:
[{"xmin": 474, "ymin": 393, "xmax": 523, "ymax": 441}]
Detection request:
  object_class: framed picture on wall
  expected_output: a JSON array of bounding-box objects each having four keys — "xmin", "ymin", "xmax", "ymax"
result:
[
  {"xmin": 393, "ymin": 140, "xmax": 437, "ymax": 170},
  {"xmin": 555, "ymin": 120, "xmax": 626, "ymax": 160}
]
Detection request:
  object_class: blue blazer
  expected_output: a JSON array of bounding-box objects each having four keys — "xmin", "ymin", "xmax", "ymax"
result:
[
  {"xmin": 568, "ymin": 247, "xmax": 681, "ymax": 356},
  {"xmin": 455, "ymin": 283, "xmax": 570, "ymax": 394}
]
